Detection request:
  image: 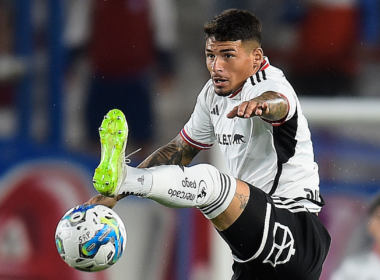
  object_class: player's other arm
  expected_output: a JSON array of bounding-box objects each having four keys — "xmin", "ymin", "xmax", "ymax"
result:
[
  {"xmin": 227, "ymin": 91, "xmax": 288, "ymax": 121},
  {"xmin": 138, "ymin": 133, "xmax": 201, "ymax": 168}
]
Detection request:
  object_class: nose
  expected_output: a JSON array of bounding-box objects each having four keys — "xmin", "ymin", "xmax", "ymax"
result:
[{"xmin": 212, "ymin": 57, "xmax": 222, "ymax": 72}]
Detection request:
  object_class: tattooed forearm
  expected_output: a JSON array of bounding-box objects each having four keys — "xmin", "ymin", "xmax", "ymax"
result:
[
  {"xmin": 138, "ymin": 134, "xmax": 200, "ymax": 168},
  {"xmin": 138, "ymin": 141, "xmax": 183, "ymax": 168},
  {"xmin": 257, "ymin": 91, "xmax": 288, "ymax": 121},
  {"xmin": 235, "ymin": 192, "xmax": 249, "ymax": 210}
]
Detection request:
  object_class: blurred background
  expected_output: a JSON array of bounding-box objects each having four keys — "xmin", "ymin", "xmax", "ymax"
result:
[{"xmin": 1, "ymin": 0, "xmax": 380, "ymax": 279}]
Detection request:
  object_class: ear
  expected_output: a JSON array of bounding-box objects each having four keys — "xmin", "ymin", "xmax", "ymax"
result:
[{"xmin": 253, "ymin": 47, "xmax": 264, "ymax": 68}]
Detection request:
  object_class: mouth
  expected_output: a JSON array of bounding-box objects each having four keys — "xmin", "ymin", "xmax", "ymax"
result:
[{"xmin": 212, "ymin": 77, "xmax": 229, "ymax": 87}]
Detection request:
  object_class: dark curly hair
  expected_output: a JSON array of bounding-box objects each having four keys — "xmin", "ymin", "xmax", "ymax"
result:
[{"xmin": 204, "ymin": 9, "xmax": 262, "ymax": 44}]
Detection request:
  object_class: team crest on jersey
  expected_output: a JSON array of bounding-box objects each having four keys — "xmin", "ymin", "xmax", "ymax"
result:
[{"xmin": 263, "ymin": 222, "xmax": 296, "ymax": 267}]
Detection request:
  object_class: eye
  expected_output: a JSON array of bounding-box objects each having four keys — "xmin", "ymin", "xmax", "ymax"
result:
[
  {"xmin": 225, "ymin": 53, "xmax": 233, "ymax": 58},
  {"xmin": 206, "ymin": 53, "xmax": 215, "ymax": 59}
]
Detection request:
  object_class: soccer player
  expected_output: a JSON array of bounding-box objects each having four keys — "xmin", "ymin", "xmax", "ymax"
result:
[{"xmin": 87, "ymin": 9, "xmax": 331, "ymax": 280}]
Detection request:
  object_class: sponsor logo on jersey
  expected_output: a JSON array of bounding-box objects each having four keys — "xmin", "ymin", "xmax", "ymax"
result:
[
  {"xmin": 263, "ymin": 222, "xmax": 295, "ymax": 267},
  {"xmin": 216, "ymin": 133, "xmax": 246, "ymax": 145},
  {"xmin": 211, "ymin": 104, "xmax": 219, "ymax": 116}
]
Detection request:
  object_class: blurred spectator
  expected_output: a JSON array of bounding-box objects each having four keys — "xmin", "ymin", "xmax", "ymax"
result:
[
  {"xmin": 331, "ymin": 194, "xmax": 380, "ymax": 280},
  {"xmin": 0, "ymin": 0, "xmax": 13, "ymax": 106},
  {"xmin": 209, "ymin": 0, "xmax": 252, "ymax": 15},
  {"xmin": 355, "ymin": 0, "xmax": 380, "ymax": 96},
  {"xmin": 83, "ymin": 0, "xmax": 178, "ymax": 159},
  {"xmin": 0, "ymin": 0, "xmax": 25, "ymax": 107},
  {"xmin": 286, "ymin": 0, "xmax": 360, "ymax": 96}
]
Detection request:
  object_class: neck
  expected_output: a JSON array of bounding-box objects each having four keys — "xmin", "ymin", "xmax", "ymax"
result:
[{"xmin": 252, "ymin": 64, "xmax": 261, "ymax": 75}]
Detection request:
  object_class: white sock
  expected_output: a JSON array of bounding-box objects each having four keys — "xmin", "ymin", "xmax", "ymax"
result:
[
  {"xmin": 120, "ymin": 164, "xmax": 237, "ymax": 219},
  {"xmin": 119, "ymin": 166, "xmax": 154, "ymax": 197}
]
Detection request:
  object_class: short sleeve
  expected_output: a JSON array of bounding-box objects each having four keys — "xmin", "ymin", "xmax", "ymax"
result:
[
  {"xmin": 243, "ymin": 78, "xmax": 297, "ymax": 126},
  {"xmin": 181, "ymin": 81, "xmax": 215, "ymax": 150}
]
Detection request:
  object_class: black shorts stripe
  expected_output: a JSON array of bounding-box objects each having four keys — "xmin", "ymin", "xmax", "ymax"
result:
[{"xmin": 272, "ymin": 197, "xmax": 308, "ymax": 213}]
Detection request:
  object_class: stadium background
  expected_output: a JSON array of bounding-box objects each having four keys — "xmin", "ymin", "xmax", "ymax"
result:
[{"xmin": 0, "ymin": 0, "xmax": 380, "ymax": 279}]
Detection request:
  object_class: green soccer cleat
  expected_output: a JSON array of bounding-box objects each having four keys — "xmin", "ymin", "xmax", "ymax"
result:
[{"xmin": 92, "ymin": 109, "xmax": 128, "ymax": 197}]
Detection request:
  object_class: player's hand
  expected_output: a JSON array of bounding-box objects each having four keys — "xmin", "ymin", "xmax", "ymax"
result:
[
  {"xmin": 227, "ymin": 99, "xmax": 269, "ymax": 118},
  {"xmin": 84, "ymin": 194, "xmax": 128, "ymax": 209}
]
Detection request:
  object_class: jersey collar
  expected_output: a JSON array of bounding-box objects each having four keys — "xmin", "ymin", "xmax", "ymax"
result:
[
  {"xmin": 227, "ymin": 87, "xmax": 243, "ymax": 98},
  {"xmin": 260, "ymin": 56, "xmax": 270, "ymax": 71}
]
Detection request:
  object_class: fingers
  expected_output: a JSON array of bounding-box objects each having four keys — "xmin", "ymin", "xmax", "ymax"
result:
[
  {"xmin": 227, "ymin": 101, "xmax": 269, "ymax": 118},
  {"xmin": 254, "ymin": 102, "xmax": 269, "ymax": 116},
  {"xmin": 226, "ymin": 106, "xmax": 239, "ymax": 118}
]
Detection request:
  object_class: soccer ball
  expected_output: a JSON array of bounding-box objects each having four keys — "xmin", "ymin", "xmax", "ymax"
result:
[{"xmin": 55, "ymin": 204, "xmax": 127, "ymax": 272}]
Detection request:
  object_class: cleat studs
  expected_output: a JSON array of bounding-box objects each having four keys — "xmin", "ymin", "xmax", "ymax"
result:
[
  {"xmin": 104, "ymin": 115, "xmax": 109, "ymax": 119},
  {"xmin": 92, "ymin": 179, "xmax": 96, "ymax": 183},
  {"xmin": 98, "ymin": 127, "xmax": 104, "ymax": 131},
  {"xmin": 118, "ymin": 130, "xmax": 122, "ymax": 134},
  {"xmin": 117, "ymin": 116, "xmax": 121, "ymax": 120},
  {"xmin": 105, "ymin": 181, "xmax": 109, "ymax": 185}
]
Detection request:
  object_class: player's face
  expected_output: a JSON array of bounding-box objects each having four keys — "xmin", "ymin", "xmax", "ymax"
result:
[{"xmin": 205, "ymin": 37, "xmax": 263, "ymax": 96}]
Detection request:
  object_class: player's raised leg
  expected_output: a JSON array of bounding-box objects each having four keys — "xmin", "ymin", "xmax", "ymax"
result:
[{"xmin": 91, "ymin": 109, "xmax": 249, "ymax": 229}]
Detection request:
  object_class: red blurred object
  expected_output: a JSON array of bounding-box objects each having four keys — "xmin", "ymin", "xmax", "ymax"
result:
[{"xmin": 0, "ymin": 162, "xmax": 107, "ymax": 280}]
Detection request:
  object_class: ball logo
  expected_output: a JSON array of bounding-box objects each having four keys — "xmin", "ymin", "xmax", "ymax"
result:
[
  {"xmin": 263, "ymin": 222, "xmax": 295, "ymax": 267},
  {"xmin": 78, "ymin": 231, "xmax": 91, "ymax": 244},
  {"xmin": 196, "ymin": 180, "xmax": 208, "ymax": 204}
]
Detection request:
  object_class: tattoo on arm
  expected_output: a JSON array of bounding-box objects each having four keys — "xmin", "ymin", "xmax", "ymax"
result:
[
  {"xmin": 138, "ymin": 134, "xmax": 200, "ymax": 168},
  {"xmin": 257, "ymin": 91, "xmax": 288, "ymax": 121},
  {"xmin": 235, "ymin": 192, "xmax": 249, "ymax": 210}
]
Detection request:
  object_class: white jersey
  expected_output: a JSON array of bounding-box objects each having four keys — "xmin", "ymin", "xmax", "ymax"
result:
[{"xmin": 181, "ymin": 58, "xmax": 322, "ymax": 212}]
